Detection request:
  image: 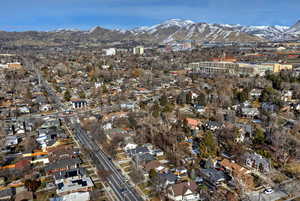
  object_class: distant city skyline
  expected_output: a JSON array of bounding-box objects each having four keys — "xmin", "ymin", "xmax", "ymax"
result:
[{"xmin": 1, "ymin": 0, "xmax": 299, "ymax": 31}]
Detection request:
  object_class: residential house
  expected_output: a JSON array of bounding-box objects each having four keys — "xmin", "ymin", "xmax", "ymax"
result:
[
  {"xmin": 234, "ymin": 123, "xmax": 253, "ymax": 142},
  {"xmin": 120, "ymin": 102, "xmax": 137, "ymax": 111},
  {"xmin": 241, "ymin": 107, "xmax": 259, "ymax": 117},
  {"xmin": 54, "ymin": 168, "xmax": 87, "ymax": 180},
  {"xmin": 143, "ymin": 143, "xmax": 154, "ymax": 151},
  {"xmin": 157, "ymin": 172, "xmax": 178, "ymax": 188},
  {"xmin": 220, "ymin": 159, "xmax": 254, "ymax": 191},
  {"xmin": 18, "ymin": 106, "xmax": 30, "ymax": 114},
  {"xmin": 55, "ymin": 174, "xmax": 93, "ymax": 196},
  {"xmin": 204, "ymin": 121, "xmax": 223, "ymax": 131},
  {"xmin": 193, "ymin": 104, "xmax": 205, "ymax": 113},
  {"xmin": 127, "ymin": 147, "xmax": 150, "ymax": 156},
  {"xmin": 199, "ymin": 168, "xmax": 226, "ymax": 186},
  {"xmin": 40, "ymin": 118, "xmax": 60, "ymax": 128},
  {"xmin": 184, "ymin": 118, "xmax": 202, "ymax": 131},
  {"xmin": 50, "ymin": 192, "xmax": 90, "ymax": 201},
  {"xmin": 4, "ymin": 135, "xmax": 19, "ymax": 147},
  {"xmin": 48, "ymin": 145, "xmax": 80, "ymax": 163},
  {"xmin": 143, "ymin": 160, "xmax": 166, "ymax": 175},
  {"xmin": 133, "ymin": 153, "xmax": 155, "ymax": 165},
  {"xmin": 261, "ymin": 102, "xmax": 277, "ymax": 112},
  {"xmin": 174, "ymin": 167, "xmax": 188, "ymax": 177},
  {"xmin": 71, "ymin": 100, "xmax": 88, "ymax": 109},
  {"xmin": 167, "ymin": 181, "xmax": 200, "ymax": 201},
  {"xmin": 102, "ymin": 122, "xmax": 112, "ymax": 130},
  {"xmin": 153, "ymin": 149, "xmax": 164, "ymax": 157},
  {"xmin": 281, "ymin": 90, "xmax": 293, "ymax": 102},
  {"xmin": 293, "ymin": 102, "xmax": 300, "ymax": 111},
  {"xmin": 45, "ymin": 158, "xmax": 81, "ymax": 174},
  {"xmin": 0, "ymin": 188, "xmax": 15, "ymax": 200},
  {"xmin": 122, "ymin": 142, "xmax": 138, "ymax": 152},
  {"xmin": 244, "ymin": 153, "xmax": 270, "ymax": 172},
  {"xmin": 249, "ymin": 89, "xmax": 262, "ymax": 99}
]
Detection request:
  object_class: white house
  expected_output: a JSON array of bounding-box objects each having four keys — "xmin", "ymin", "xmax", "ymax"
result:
[
  {"xmin": 18, "ymin": 106, "xmax": 30, "ymax": 114},
  {"xmin": 71, "ymin": 100, "xmax": 88, "ymax": 109},
  {"xmin": 167, "ymin": 181, "xmax": 200, "ymax": 201},
  {"xmin": 123, "ymin": 142, "xmax": 138, "ymax": 152},
  {"xmin": 103, "ymin": 122, "xmax": 112, "ymax": 130},
  {"xmin": 5, "ymin": 136, "xmax": 18, "ymax": 147}
]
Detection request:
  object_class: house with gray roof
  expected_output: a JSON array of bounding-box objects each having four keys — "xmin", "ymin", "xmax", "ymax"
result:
[
  {"xmin": 45, "ymin": 158, "xmax": 81, "ymax": 174},
  {"xmin": 244, "ymin": 152, "xmax": 271, "ymax": 172},
  {"xmin": 0, "ymin": 188, "xmax": 15, "ymax": 200},
  {"xmin": 199, "ymin": 168, "xmax": 226, "ymax": 186}
]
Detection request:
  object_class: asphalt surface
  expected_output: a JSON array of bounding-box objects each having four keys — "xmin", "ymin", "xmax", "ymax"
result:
[
  {"xmin": 68, "ymin": 119, "xmax": 144, "ymax": 201},
  {"xmin": 24, "ymin": 61, "xmax": 145, "ymax": 201}
]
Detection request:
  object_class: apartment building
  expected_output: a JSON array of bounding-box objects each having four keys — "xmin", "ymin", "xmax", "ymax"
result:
[
  {"xmin": 188, "ymin": 62, "xmax": 292, "ymax": 76},
  {"xmin": 133, "ymin": 46, "xmax": 144, "ymax": 55}
]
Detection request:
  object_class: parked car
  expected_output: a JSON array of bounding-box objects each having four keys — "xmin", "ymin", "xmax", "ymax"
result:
[{"xmin": 264, "ymin": 188, "xmax": 273, "ymax": 194}]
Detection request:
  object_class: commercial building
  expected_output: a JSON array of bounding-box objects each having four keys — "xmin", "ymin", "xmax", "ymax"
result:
[
  {"xmin": 103, "ymin": 48, "xmax": 116, "ymax": 56},
  {"xmin": 133, "ymin": 46, "xmax": 144, "ymax": 55},
  {"xmin": 188, "ymin": 62, "xmax": 292, "ymax": 76}
]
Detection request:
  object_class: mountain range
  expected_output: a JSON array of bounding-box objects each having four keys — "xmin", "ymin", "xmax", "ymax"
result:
[{"xmin": 1, "ymin": 19, "xmax": 299, "ymax": 46}]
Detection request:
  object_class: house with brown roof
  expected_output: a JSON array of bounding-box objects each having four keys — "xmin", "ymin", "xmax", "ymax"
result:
[
  {"xmin": 167, "ymin": 181, "xmax": 200, "ymax": 201},
  {"xmin": 220, "ymin": 159, "xmax": 254, "ymax": 191},
  {"xmin": 47, "ymin": 145, "xmax": 79, "ymax": 162},
  {"xmin": 184, "ymin": 118, "xmax": 202, "ymax": 130},
  {"xmin": 143, "ymin": 160, "xmax": 166, "ymax": 175}
]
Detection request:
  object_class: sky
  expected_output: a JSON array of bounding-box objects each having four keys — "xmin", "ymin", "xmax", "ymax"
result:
[{"xmin": 1, "ymin": 0, "xmax": 299, "ymax": 31}]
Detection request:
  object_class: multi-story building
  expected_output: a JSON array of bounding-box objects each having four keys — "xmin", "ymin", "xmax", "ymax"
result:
[
  {"xmin": 133, "ymin": 46, "xmax": 144, "ymax": 55},
  {"xmin": 188, "ymin": 62, "xmax": 292, "ymax": 76},
  {"xmin": 103, "ymin": 48, "xmax": 116, "ymax": 56}
]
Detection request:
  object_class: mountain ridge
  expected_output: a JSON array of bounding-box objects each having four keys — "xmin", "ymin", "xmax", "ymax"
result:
[{"xmin": 0, "ymin": 19, "xmax": 299, "ymax": 46}]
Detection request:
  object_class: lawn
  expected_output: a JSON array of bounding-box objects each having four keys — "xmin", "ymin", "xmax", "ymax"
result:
[
  {"xmin": 94, "ymin": 182, "xmax": 104, "ymax": 189},
  {"xmin": 35, "ymin": 189, "xmax": 56, "ymax": 201},
  {"xmin": 143, "ymin": 188, "xmax": 152, "ymax": 196},
  {"xmin": 156, "ymin": 155, "xmax": 167, "ymax": 160},
  {"xmin": 116, "ymin": 153, "xmax": 128, "ymax": 160},
  {"xmin": 124, "ymin": 166, "xmax": 132, "ymax": 172},
  {"xmin": 120, "ymin": 162, "xmax": 131, "ymax": 168},
  {"xmin": 138, "ymin": 183, "xmax": 147, "ymax": 191},
  {"xmin": 271, "ymin": 173, "xmax": 288, "ymax": 184}
]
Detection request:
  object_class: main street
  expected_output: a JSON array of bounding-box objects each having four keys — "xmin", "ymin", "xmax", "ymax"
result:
[{"xmin": 24, "ymin": 60, "xmax": 145, "ymax": 201}]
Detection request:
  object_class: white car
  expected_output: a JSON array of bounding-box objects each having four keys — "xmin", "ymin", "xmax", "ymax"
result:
[{"xmin": 264, "ymin": 188, "xmax": 274, "ymax": 194}]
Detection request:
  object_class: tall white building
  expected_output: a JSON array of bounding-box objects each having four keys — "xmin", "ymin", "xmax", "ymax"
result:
[
  {"xmin": 104, "ymin": 48, "xmax": 116, "ymax": 56},
  {"xmin": 133, "ymin": 46, "xmax": 144, "ymax": 55}
]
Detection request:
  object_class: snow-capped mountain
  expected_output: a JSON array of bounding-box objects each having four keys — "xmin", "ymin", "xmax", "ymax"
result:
[
  {"xmin": 218, "ymin": 24, "xmax": 291, "ymax": 40},
  {"xmin": 126, "ymin": 19, "xmax": 300, "ymax": 43},
  {"xmin": 129, "ymin": 19, "xmax": 263, "ymax": 43},
  {"xmin": 286, "ymin": 20, "xmax": 300, "ymax": 35},
  {"xmin": 1, "ymin": 19, "xmax": 299, "ymax": 46}
]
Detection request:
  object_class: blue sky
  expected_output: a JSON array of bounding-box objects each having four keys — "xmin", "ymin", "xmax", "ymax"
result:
[{"xmin": 1, "ymin": 0, "xmax": 299, "ymax": 31}]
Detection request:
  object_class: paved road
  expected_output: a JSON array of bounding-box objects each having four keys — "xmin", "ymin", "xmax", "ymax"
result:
[
  {"xmin": 68, "ymin": 118, "xmax": 144, "ymax": 201},
  {"xmin": 24, "ymin": 60, "xmax": 144, "ymax": 201},
  {"xmin": 246, "ymin": 190, "xmax": 287, "ymax": 201}
]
